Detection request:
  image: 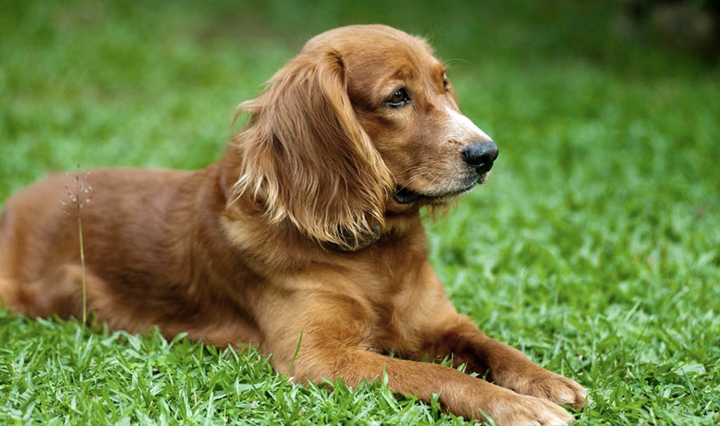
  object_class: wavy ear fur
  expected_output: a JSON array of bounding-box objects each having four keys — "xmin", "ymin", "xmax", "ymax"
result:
[{"xmin": 231, "ymin": 49, "xmax": 393, "ymax": 251}]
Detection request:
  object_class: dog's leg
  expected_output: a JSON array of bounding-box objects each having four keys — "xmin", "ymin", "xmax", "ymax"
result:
[
  {"xmin": 283, "ymin": 343, "xmax": 576, "ymax": 425},
  {"xmin": 7, "ymin": 265, "xmax": 88, "ymax": 319},
  {"xmin": 390, "ymin": 264, "xmax": 586, "ymax": 410},
  {"xmin": 11, "ymin": 264, "xmax": 120, "ymax": 326},
  {"xmin": 259, "ymin": 298, "xmax": 577, "ymax": 425},
  {"xmin": 419, "ymin": 316, "xmax": 587, "ymax": 410}
]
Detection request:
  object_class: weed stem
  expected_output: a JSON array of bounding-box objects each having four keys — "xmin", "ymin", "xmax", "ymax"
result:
[{"xmin": 77, "ymin": 213, "xmax": 87, "ymax": 325}]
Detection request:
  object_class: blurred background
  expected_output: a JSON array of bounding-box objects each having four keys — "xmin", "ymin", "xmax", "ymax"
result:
[
  {"xmin": 1, "ymin": 0, "xmax": 718, "ymax": 180},
  {"xmin": 1, "ymin": 0, "xmax": 718, "ymax": 192}
]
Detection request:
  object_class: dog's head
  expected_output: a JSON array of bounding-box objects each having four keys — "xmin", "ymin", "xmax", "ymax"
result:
[{"xmin": 231, "ymin": 25, "xmax": 497, "ymax": 251}]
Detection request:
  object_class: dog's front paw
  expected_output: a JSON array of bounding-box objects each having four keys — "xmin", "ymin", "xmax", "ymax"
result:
[
  {"xmin": 518, "ymin": 370, "xmax": 587, "ymax": 409},
  {"xmin": 485, "ymin": 391, "xmax": 577, "ymax": 426},
  {"xmin": 493, "ymin": 363, "xmax": 587, "ymax": 410}
]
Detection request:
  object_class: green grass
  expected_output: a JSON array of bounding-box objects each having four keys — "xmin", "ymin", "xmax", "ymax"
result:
[
  {"xmin": 1, "ymin": 0, "xmax": 719, "ymax": 424},
  {"xmin": 0, "ymin": 315, "xmax": 458, "ymax": 425}
]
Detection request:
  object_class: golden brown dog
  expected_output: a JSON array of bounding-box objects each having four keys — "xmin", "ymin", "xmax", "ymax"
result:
[{"xmin": 0, "ymin": 25, "xmax": 586, "ymax": 425}]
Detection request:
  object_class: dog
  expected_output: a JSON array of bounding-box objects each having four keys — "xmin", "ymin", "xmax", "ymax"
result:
[{"xmin": 0, "ymin": 25, "xmax": 586, "ymax": 425}]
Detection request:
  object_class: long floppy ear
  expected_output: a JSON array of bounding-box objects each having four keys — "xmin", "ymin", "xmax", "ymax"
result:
[{"xmin": 231, "ymin": 49, "xmax": 393, "ymax": 251}]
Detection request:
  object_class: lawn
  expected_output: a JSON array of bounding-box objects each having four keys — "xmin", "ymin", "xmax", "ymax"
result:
[{"xmin": 1, "ymin": 0, "xmax": 719, "ymax": 424}]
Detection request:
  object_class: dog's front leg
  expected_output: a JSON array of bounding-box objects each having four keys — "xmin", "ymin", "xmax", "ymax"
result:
[
  {"xmin": 299, "ymin": 347, "xmax": 579, "ymax": 425},
  {"xmin": 258, "ymin": 293, "xmax": 577, "ymax": 425},
  {"xmin": 419, "ymin": 316, "xmax": 587, "ymax": 411}
]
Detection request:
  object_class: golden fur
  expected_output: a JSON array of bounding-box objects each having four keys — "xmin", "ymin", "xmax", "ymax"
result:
[{"xmin": 0, "ymin": 25, "xmax": 585, "ymax": 425}]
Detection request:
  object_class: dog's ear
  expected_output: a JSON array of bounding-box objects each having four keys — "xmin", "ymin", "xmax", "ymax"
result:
[{"xmin": 231, "ymin": 49, "xmax": 393, "ymax": 251}]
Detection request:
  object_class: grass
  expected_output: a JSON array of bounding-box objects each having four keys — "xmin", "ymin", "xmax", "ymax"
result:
[
  {"xmin": 0, "ymin": 316, "xmax": 456, "ymax": 425},
  {"xmin": 1, "ymin": 0, "xmax": 719, "ymax": 424}
]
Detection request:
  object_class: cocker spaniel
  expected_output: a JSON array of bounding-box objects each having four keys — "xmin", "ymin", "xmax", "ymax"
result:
[{"xmin": 0, "ymin": 25, "xmax": 586, "ymax": 425}]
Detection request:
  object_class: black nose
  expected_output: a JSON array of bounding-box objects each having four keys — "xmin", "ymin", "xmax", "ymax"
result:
[{"xmin": 462, "ymin": 141, "xmax": 499, "ymax": 173}]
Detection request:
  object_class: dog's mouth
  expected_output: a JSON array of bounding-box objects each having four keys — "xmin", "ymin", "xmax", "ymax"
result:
[
  {"xmin": 393, "ymin": 186, "xmax": 424, "ymax": 204},
  {"xmin": 393, "ymin": 173, "xmax": 488, "ymax": 205}
]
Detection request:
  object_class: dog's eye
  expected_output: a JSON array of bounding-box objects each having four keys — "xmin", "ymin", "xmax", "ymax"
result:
[
  {"xmin": 442, "ymin": 74, "xmax": 450, "ymax": 93},
  {"xmin": 385, "ymin": 88, "xmax": 411, "ymax": 108}
]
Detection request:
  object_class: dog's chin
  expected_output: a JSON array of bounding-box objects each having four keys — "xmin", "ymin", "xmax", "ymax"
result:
[{"xmin": 393, "ymin": 172, "xmax": 490, "ymax": 205}]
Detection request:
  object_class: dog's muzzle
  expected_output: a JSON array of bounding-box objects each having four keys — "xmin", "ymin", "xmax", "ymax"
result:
[{"xmin": 393, "ymin": 140, "xmax": 499, "ymax": 205}]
